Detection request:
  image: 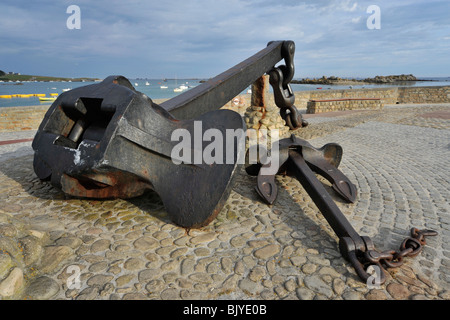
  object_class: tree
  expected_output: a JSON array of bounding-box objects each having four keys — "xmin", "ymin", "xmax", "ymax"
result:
[{"xmin": 0, "ymin": 70, "xmax": 5, "ymax": 76}]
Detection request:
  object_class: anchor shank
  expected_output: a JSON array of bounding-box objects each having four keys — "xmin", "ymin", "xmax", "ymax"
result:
[{"xmin": 288, "ymin": 150, "xmax": 364, "ymax": 249}]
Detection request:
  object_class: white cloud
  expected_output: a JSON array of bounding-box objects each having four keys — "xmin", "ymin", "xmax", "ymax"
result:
[{"xmin": 1, "ymin": 0, "xmax": 449, "ymax": 78}]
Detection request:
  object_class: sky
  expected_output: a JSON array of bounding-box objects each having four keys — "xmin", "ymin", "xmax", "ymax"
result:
[{"xmin": 0, "ymin": 0, "xmax": 449, "ymax": 79}]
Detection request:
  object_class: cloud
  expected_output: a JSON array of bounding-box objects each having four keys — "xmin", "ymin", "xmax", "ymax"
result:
[{"xmin": 0, "ymin": 0, "xmax": 449, "ymax": 78}]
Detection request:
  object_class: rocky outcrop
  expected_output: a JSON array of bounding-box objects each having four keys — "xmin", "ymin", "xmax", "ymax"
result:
[
  {"xmin": 295, "ymin": 74, "xmax": 418, "ymax": 85},
  {"xmin": 363, "ymin": 74, "xmax": 417, "ymax": 83}
]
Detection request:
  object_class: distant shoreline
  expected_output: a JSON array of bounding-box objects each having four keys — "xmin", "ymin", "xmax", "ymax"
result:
[
  {"xmin": 0, "ymin": 74, "xmax": 101, "ymax": 83},
  {"xmin": 291, "ymin": 74, "xmax": 436, "ymax": 86}
]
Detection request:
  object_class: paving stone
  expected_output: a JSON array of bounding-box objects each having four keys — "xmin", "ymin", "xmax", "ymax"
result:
[
  {"xmin": 253, "ymin": 244, "xmax": 280, "ymax": 259},
  {"xmin": 90, "ymin": 239, "xmax": 111, "ymax": 253},
  {"xmin": 296, "ymin": 287, "xmax": 315, "ymax": 300},
  {"xmin": 0, "ymin": 267, "xmax": 23, "ymax": 298},
  {"xmin": 303, "ymin": 275, "xmax": 333, "ymax": 298},
  {"xmin": 39, "ymin": 246, "xmax": 73, "ymax": 274},
  {"xmin": 25, "ymin": 276, "xmax": 59, "ymax": 300},
  {"xmin": 387, "ymin": 283, "xmax": 410, "ymax": 300}
]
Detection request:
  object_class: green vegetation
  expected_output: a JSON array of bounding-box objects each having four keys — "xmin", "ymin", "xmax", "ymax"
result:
[{"xmin": 0, "ymin": 73, "xmax": 100, "ymax": 82}]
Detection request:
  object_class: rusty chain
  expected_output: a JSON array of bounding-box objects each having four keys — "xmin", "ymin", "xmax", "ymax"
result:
[
  {"xmin": 363, "ymin": 228, "xmax": 438, "ymax": 269},
  {"xmin": 268, "ymin": 41, "xmax": 307, "ymax": 130}
]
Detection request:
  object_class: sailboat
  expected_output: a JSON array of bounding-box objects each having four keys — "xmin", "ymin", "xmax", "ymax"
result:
[{"xmin": 174, "ymin": 77, "xmax": 188, "ymax": 92}]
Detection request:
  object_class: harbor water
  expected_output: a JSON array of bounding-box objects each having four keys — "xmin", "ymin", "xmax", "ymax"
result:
[{"xmin": 1, "ymin": 77, "xmax": 449, "ymax": 108}]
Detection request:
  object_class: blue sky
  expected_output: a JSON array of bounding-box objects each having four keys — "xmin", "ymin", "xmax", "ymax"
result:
[{"xmin": 0, "ymin": 0, "xmax": 449, "ymax": 79}]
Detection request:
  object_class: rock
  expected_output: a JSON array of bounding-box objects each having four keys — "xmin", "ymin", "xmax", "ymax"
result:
[
  {"xmin": 123, "ymin": 292, "xmax": 148, "ymax": 300},
  {"xmin": 145, "ymin": 279, "xmax": 165, "ymax": 294},
  {"xmin": 55, "ymin": 236, "xmax": 82, "ymax": 249},
  {"xmin": 303, "ymin": 275, "xmax": 333, "ymax": 298},
  {"xmin": 25, "ymin": 276, "xmax": 59, "ymax": 300},
  {"xmin": 180, "ymin": 258, "xmax": 195, "ymax": 275},
  {"xmin": 301, "ymin": 263, "xmax": 317, "ymax": 274},
  {"xmin": 116, "ymin": 274, "xmax": 135, "ymax": 287},
  {"xmin": 87, "ymin": 274, "xmax": 114, "ymax": 287},
  {"xmin": 160, "ymin": 288, "xmax": 180, "ymax": 300},
  {"xmin": 0, "ymin": 236, "xmax": 21, "ymax": 263},
  {"xmin": 0, "ymin": 224, "xmax": 17, "ymax": 237},
  {"xmin": 332, "ymin": 278, "xmax": 346, "ymax": 296},
  {"xmin": 342, "ymin": 290, "xmax": 363, "ymax": 300},
  {"xmin": 133, "ymin": 236, "xmax": 158, "ymax": 250},
  {"xmin": 284, "ymin": 278, "xmax": 297, "ymax": 292},
  {"xmin": 365, "ymin": 290, "xmax": 388, "ymax": 300},
  {"xmin": 138, "ymin": 269, "xmax": 161, "ymax": 282},
  {"xmin": 221, "ymin": 257, "xmax": 233, "ymax": 274},
  {"xmin": 248, "ymin": 266, "xmax": 266, "ymax": 282},
  {"xmin": 124, "ymin": 258, "xmax": 144, "ymax": 271},
  {"xmin": 90, "ymin": 239, "xmax": 111, "ymax": 253},
  {"xmin": 29, "ymin": 216, "xmax": 64, "ymax": 232},
  {"xmin": 296, "ymin": 287, "xmax": 315, "ymax": 300},
  {"xmin": 387, "ymin": 283, "xmax": 410, "ymax": 300},
  {"xmin": 76, "ymin": 287, "xmax": 99, "ymax": 300},
  {"xmin": 190, "ymin": 232, "xmax": 216, "ymax": 244},
  {"xmin": 253, "ymin": 244, "xmax": 280, "ymax": 259},
  {"xmin": 0, "ymin": 267, "xmax": 24, "ymax": 298},
  {"xmin": 0, "ymin": 253, "xmax": 13, "ymax": 277},
  {"xmin": 39, "ymin": 246, "xmax": 73, "ymax": 273},
  {"xmin": 19, "ymin": 235, "xmax": 43, "ymax": 266},
  {"xmin": 239, "ymin": 278, "xmax": 263, "ymax": 296}
]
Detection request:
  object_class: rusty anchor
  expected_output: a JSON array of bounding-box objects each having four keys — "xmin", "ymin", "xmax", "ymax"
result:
[
  {"xmin": 246, "ymin": 134, "xmax": 437, "ymax": 284},
  {"xmin": 32, "ymin": 40, "xmax": 306, "ymax": 229}
]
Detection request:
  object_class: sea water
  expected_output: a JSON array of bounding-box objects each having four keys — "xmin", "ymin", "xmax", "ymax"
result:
[{"xmin": 1, "ymin": 77, "xmax": 449, "ymax": 108}]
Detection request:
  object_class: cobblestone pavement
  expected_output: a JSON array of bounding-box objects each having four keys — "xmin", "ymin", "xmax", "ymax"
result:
[{"xmin": 0, "ymin": 103, "xmax": 449, "ymax": 300}]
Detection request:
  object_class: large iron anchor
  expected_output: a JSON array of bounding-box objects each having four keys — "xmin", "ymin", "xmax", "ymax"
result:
[
  {"xmin": 32, "ymin": 41, "xmax": 305, "ymax": 228},
  {"xmin": 247, "ymin": 135, "xmax": 437, "ymax": 284}
]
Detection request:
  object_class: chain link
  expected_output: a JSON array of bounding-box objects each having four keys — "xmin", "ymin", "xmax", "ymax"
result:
[
  {"xmin": 363, "ymin": 228, "xmax": 437, "ymax": 270},
  {"xmin": 268, "ymin": 41, "xmax": 307, "ymax": 130}
]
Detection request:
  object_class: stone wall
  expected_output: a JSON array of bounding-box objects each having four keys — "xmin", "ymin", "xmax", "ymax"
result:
[
  {"xmin": 295, "ymin": 87, "xmax": 397, "ymax": 109},
  {"xmin": 224, "ymin": 85, "xmax": 450, "ymax": 111},
  {"xmin": 0, "ymin": 105, "xmax": 50, "ymax": 132},
  {"xmin": 306, "ymin": 98, "xmax": 383, "ymax": 114},
  {"xmin": 397, "ymin": 86, "xmax": 450, "ymax": 104},
  {"xmin": 295, "ymin": 85, "xmax": 450, "ymax": 109}
]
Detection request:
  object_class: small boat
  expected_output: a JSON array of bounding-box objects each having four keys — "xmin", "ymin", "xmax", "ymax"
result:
[
  {"xmin": 145, "ymin": 82, "xmax": 150, "ymax": 86},
  {"xmin": 160, "ymin": 85, "xmax": 168, "ymax": 89},
  {"xmin": 135, "ymin": 83, "xmax": 139, "ymax": 86},
  {"xmin": 39, "ymin": 97, "xmax": 56, "ymax": 102},
  {"xmin": 62, "ymin": 88, "xmax": 71, "ymax": 92},
  {"xmin": 174, "ymin": 87, "xmax": 183, "ymax": 92}
]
